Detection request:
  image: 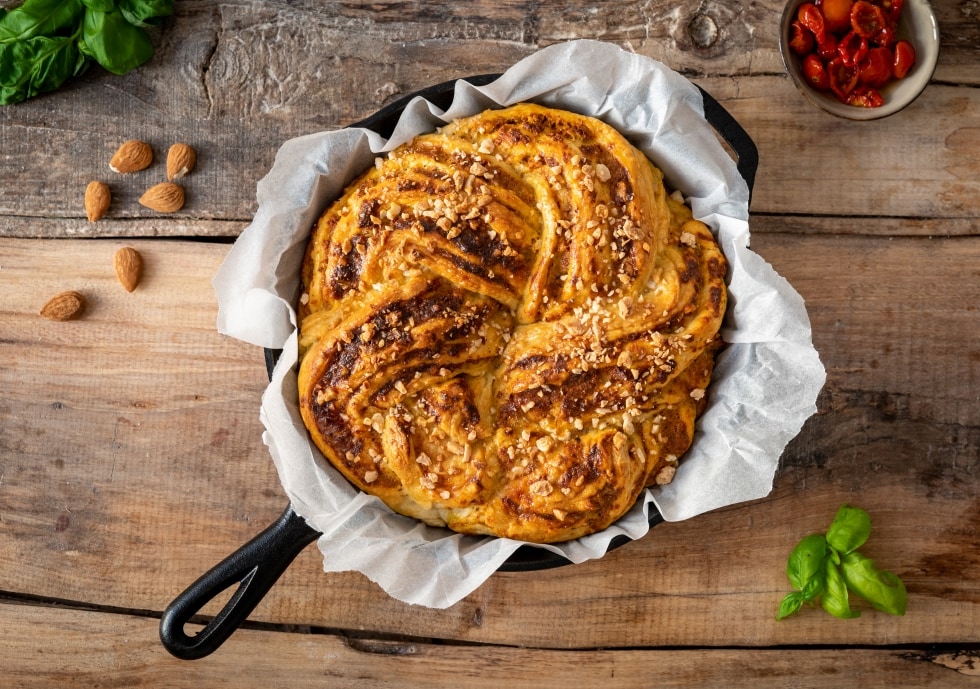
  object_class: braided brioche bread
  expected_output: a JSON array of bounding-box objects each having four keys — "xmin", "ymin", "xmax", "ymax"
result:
[{"xmin": 297, "ymin": 103, "xmax": 727, "ymax": 543}]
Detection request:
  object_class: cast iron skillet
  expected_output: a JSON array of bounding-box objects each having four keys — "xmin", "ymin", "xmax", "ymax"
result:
[{"xmin": 159, "ymin": 74, "xmax": 758, "ymax": 660}]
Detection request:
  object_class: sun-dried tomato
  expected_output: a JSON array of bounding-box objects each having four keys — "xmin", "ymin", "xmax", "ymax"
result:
[
  {"xmin": 789, "ymin": 20, "xmax": 816, "ymax": 56},
  {"xmin": 820, "ymin": 0, "xmax": 855, "ymax": 33},
  {"xmin": 802, "ymin": 53, "xmax": 831, "ymax": 90},
  {"xmin": 798, "ymin": 3, "xmax": 826, "ymax": 36},
  {"xmin": 858, "ymin": 46, "xmax": 893, "ymax": 87},
  {"xmin": 875, "ymin": 0, "xmax": 904, "ymax": 23},
  {"xmin": 827, "ymin": 56, "xmax": 860, "ymax": 102},
  {"xmin": 851, "ymin": 1, "xmax": 887, "ymax": 39},
  {"xmin": 874, "ymin": 23, "xmax": 897, "ymax": 47},
  {"xmin": 837, "ymin": 31, "xmax": 869, "ymax": 67},
  {"xmin": 816, "ymin": 31, "xmax": 839, "ymax": 60},
  {"xmin": 846, "ymin": 85, "xmax": 884, "ymax": 107},
  {"xmin": 892, "ymin": 39, "xmax": 916, "ymax": 79}
]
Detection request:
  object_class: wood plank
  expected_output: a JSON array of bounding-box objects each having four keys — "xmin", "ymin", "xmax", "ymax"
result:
[
  {"xmin": 1, "ymin": 601, "xmax": 977, "ymax": 689},
  {"xmin": 697, "ymin": 77, "xmax": 980, "ymax": 219},
  {"xmin": 752, "ymin": 232, "xmax": 980, "ymax": 427},
  {"xmin": 1, "ymin": 234, "xmax": 977, "ymax": 649},
  {"xmin": 1, "ymin": 0, "xmax": 976, "ymax": 679},
  {"xmin": 0, "ymin": 1, "xmax": 976, "ymax": 238},
  {"xmin": 0, "ymin": 236, "xmax": 285, "ymax": 606},
  {"xmin": 750, "ymin": 215, "xmax": 979, "ymax": 238}
]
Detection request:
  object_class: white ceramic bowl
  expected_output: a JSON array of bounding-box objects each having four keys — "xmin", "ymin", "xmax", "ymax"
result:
[{"xmin": 779, "ymin": 0, "xmax": 940, "ymax": 120}]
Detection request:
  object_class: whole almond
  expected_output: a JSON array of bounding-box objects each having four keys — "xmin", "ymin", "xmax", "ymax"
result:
[
  {"xmin": 139, "ymin": 182, "xmax": 185, "ymax": 213},
  {"xmin": 113, "ymin": 246, "xmax": 143, "ymax": 292},
  {"xmin": 166, "ymin": 143, "xmax": 197, "ymax": 181},
  {"xmin": 40, "ymin": 291, "xmax": 85, "ymax": 321},
  {"xmin": 84, "ymin": 180, "xmax": 111, "ymax": 222},
  {"xmin": 110, "ymin": 140, "xmax": 153, "ymax": 174}
]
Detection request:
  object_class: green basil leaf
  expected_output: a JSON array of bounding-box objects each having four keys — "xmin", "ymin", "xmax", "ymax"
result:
[
  {"xmin": 76, "ymin": 33, "xmax": 94, "ymax": 61},
  {"xmin": 0, "ymin": 33, "xmax": 87, "ymax": 105},
  {"xmin": 776, "ymin": 591, "xmax": 807, "ymax": 621},
  {"xmin": 786, "ymin": 533, "xmax": 827, "ymax": 590},
  {"xmin": 820, "ymin": 559, "xmax": 860, "ymax": 619},
  {"xmin": 800, "ymin": 571, "xmax": 825, "ymax": 601},
  {"xmin": 82, "ymin": 0, "xmax": 117, "ymax": 12},
  {"xmin": 841, "ymin": 551, "xmax": 908, "ymax": 616},
  {"xmin": 826, "ymin": 504, "xmax": 872, "ymax": 555},
  {"xmin": 0, "ymin": 0, "xmax": 84, "ymax": 43},
  {"xmin": 82, "ymin": 8, "xmax": 152, "ymax": 75},
  {"xmin": 117, "ymin": 0, "xmax": 173, "ymax": 28}
]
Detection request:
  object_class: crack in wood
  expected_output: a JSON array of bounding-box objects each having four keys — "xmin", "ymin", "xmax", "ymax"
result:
[
  {"xmin": 902, "ymin": 649, "xmax": 980, "ymax": 676},
  {"xmin": 201, "ymin": 11, "xmax": 224, "ymax": 119}
]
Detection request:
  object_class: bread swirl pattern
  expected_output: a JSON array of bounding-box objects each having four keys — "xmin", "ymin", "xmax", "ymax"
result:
[{"xmin": 298, "ymin": 103, "xmax": 727, "ymax": 543}]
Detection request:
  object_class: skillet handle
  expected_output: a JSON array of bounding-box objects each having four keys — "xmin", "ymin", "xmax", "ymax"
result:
[{"xmin": 159, "ymin": 505, "xmax": 321, "ymax": 660}]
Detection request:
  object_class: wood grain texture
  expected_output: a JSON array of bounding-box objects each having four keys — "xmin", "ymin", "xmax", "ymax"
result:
[
  {"xmin": 1, "ymin": 601, "xmax": 978, "ymax": 689},
  {"xmin": 699, "ymin": 77, "xmax": 980, "ymax": 219},
  {"xmin": 0, "ymin": 237, "xmax": 283, "ymax": 609},
  {"xmin": 0, "ymin": 0, "xmax": 977, "ymax": 671},
  {"xmin": 0, "ymin": 1, "xmax": 977, "ymax": 237},
  {"xmin": 1, "ymin": 235, "xmax": 976, "ymax": 648}
]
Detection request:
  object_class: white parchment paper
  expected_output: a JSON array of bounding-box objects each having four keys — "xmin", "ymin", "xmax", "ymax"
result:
[{"xmin": 212, "ymin": 40, "xmax": 826, "ymax": 608}]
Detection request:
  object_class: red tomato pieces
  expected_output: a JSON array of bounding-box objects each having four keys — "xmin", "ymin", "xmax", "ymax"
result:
[
  {"xmin": 798, "ymin": 3, "xmax": 826, "ymax": 36},
  {"xmin": 851, "ymin": 1, "xmax": 886, "ymax": 39},
  {"xmin": 827, "ymin": 57, "xmax": 859, "ymax": 101},
  {"xmin": 821, "ymin": 0, "xmax": 854, "ymax": 33},
  {"xmin": 878, "ymin": 0, "xmax": 904, "ymax": 23},
  {"xmin": 874, "ymin": 23, "xmax": 898, "ymax": 48},
  {"xmin": 837, "ymin": 31, "xmax": 869, "ymax": 67},
  {"xmin": 816, "ymin": 32, "xmax": 839, "ymax": 60},
  {"xmin": 789, "ymin": 0, "xmax": 917, "ymax": 107},
  {"xmin": 789, "ymin": 20, "xmax": 816, "ymax": 55},
  {"xmin": 893, "ymin": 39, "xmax": 916, "ymax": 78},
  {"xmin": 803, "ymin": 54, "xmax": 831, "ymax": 90},
  {"xmin": 847, "ymin": 85, "xmax": 885, "ymax": 107},
  {"xmin": 859, "ymin": 46, "xmax": 893, "ymax": 87}
]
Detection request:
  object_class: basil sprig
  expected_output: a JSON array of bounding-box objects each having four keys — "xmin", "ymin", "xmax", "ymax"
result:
[
  {"xmin": 0, "ymin": 0, "xmax": 173, "ymax": 105},
  {"xmin": 777, "ymin": 504, "xmax": 908, "ymax": 620}
]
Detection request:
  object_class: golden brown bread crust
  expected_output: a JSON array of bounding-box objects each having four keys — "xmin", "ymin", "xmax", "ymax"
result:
[{"xmin": 297, "ymin": 103, "xmax": 727, "ymax": 543}]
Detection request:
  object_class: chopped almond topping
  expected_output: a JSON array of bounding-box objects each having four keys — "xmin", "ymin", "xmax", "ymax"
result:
[
  {"xmin": 529, "ymin": 479, "xmax": 553, "ymax": 497},
  {"xmin": 298, "ymin": 103, "xmax": 726, "ymax": 543},
  {"xmin": 654, "ymin": 464, "xmax": 676, "ymax": 485}
]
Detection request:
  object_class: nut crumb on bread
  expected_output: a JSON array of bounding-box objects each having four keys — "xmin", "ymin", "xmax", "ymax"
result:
[{"xmin": 297, "ymin": 104, "xmax": 727, "ymax": 543}]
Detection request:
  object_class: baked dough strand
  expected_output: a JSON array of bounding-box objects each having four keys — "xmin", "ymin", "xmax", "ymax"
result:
[{"xmin": 298, "ymin": 103, "xmax": 727, "ymax": 543}]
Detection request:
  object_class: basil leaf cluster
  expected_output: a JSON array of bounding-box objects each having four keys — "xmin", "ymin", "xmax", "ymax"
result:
[
  {"xmin": 0, "ymin": 0, "xmax": 173, "ymax": 105},
  {"xmin": 777, "ymin": 504, "xmax": 908, "ymax": 620}
]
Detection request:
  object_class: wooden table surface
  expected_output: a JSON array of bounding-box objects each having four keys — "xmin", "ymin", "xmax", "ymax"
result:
[{"xmin": 1, "ymin": 1, "xmax": 978, "ymax": 686}]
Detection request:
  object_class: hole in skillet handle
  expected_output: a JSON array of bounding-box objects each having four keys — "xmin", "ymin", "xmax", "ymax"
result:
[{"xmin": 267, "ymin": 75, "xmax": 756, "ymax": 571}]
